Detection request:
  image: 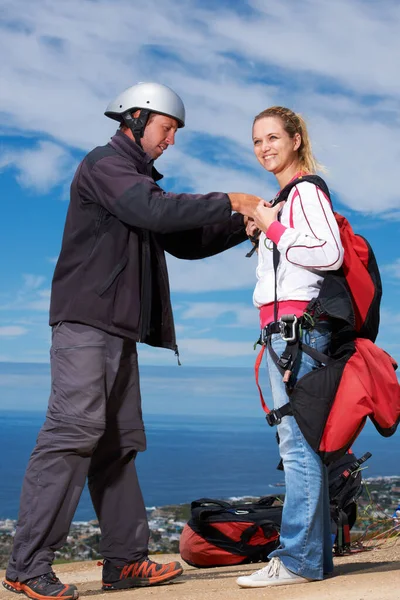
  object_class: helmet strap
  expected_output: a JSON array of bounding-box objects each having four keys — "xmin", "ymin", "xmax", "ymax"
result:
[{"xmin": 122, "ymin": 109, "xmax": 150, "ymax": 147}]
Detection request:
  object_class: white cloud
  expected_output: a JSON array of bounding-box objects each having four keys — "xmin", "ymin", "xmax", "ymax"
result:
[
  {"xmin": 137, "ymin": 335, "xmax": 257, "ymax": 365},
  {"xmin": 378, "ymin": 308, "xmax": 400, "ymax": 328},
  {"xmin": 0, "ymin": 141, "xmax": 76, "ymax": 193},
  {"xmin": 167, "ymin": 246, "xmax": 258, "ymax": 292},
  {"xmin": 0, "ymin": 275, "xmax": 50, "ymax": 312},
  {"xmin": 305, "ymin": 115, "xmax": 400, "ymax": 213},
  {"xmin": 180, "ymin": 302, "xmax": 258, "ymax": 328},
  {"xmin": 210, "ymin": 0, "xmax": 400, "ymax": 97},
  {"xmin": 160, "ymin": 145, "xmax": 275, "ymax": 198},
  {"xmin": 1, "ymin": 0, "xmax": 400, "ymax": 370},
  {"xmin": 140, "ymin": 370, "xmax": 257, "ymax": 401},
  {"xmin": 0, "ymin": 326, "xmax": 28, "ymax": 337},
  {"xmin": 22, "ymin": 274, "xmax": 46, "ymax": 290},
  {"xmin": 0, "ymin": 0, "xmax": 399, "ymax": 212},
  {"xmin": 382, "ymin": 259, "xmax": 400, "ymax": 280},
  {"xmin": 173, "ymin": 337, "xmax": 254, "ymax": 358},
  {"xmin": 380, "ymin": 211, "xmax": 400, "ymax": 222},
  {"xmin": 26, "ymin": 289, "xmax": 51, "ymax": 311}
]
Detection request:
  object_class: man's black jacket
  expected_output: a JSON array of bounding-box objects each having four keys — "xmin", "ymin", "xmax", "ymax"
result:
[{"xmin": 50, "ymin": 131, "xmax": 247, "ymax": 350}]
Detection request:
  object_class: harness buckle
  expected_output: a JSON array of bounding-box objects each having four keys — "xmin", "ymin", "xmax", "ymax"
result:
[
  {"xmin": 279, "ymin": 314, "xmax": 298, "ymax": 342},
  {"xmin": 265, "ymin": 410, "xmax": 282, "ymax": 427},
  {"xmin": 260, "ymin": 327, "xmax": 269, "ymax": 345},
  {"xmin": 277, "ymin": 353, "xmax": 293, "ymax": 371}
]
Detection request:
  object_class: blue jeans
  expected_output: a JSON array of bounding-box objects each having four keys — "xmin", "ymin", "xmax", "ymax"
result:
[{"xmin": 266, "ymin": 324, "xmax": 334, "ymax": 580}]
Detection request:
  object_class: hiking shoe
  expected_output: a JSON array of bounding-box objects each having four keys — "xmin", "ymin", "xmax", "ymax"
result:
[
  {"xmin": 101, "ymin": 557, "xmax": 183, "ymax": 589},
  {"xmin": 236, "ymin": 557, "xmax": 313, "ymax": 588},
  {"xmin": 2, "ymin": 578, "xmax": 22, "ymax": 594},
  {"xmin": 3, "ymin": 572, "xmax": 79, "ymax": 600}
]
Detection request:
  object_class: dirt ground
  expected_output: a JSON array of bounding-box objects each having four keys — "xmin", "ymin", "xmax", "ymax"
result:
[{"xmin": 2, "ymin": 543, "xmax": 400, "ymax": 600}]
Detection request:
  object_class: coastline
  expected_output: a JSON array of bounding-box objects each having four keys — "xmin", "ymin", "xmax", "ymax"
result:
[{"xmin": 1, "ymin": 476, "xmax": 399, "ymax": 568}]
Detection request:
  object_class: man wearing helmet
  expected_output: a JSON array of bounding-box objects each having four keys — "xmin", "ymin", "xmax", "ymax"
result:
[{"xmin": 3, "ymin": 83, "xmax": 262, "ymax": 600}]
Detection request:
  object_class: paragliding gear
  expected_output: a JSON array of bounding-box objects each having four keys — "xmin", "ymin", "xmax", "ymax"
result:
[
  {"xmin": 278, "ymin": 314, "xmax": 299, "ymax": 343},
  {"xmin": 260, "ymin": 321, "xmax": 281, "ymax": 343},
  {"xmin": 264, "ymin": 403, "xmax": 292, "ymax": 427},
  {"xmin": 271, "ymin": 175, "xmax": 382, "ymax": 341},
  {"xmin": 260, "ymin": 315, "xmax": 300, "ymax": 345},
  {"xmin": 246, "ymin": 230, "xmax": 261, "ymax": 258},
  {"xmin": 121, "ymin": 108, "xmax": 151, "ymax": 147},
  {"xmin": 105, "ymin": 82, "xmax": 185, "ymax": 125},
  {"xmin": 179, "ymin": 496, "xmax": 282, "ymax": 568},
  {"xmin": 328, "ymin": 451, "xmax": 372, "ymax": 554},
  {"xmin": 105, "ymin": 82, "xmax": 185, "ymax": 148},
  {"xmin": 254, "ymin": 175, "xmax": 400, "ymax": 464},
  {"xmin": 255, "ymin": 316, "xmax": 332, "ymax": 420}
]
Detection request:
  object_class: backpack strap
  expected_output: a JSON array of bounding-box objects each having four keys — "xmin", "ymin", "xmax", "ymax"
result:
[
  {"xmin": 271, "ymin": 173, "xmax": 331, "ymax": 326},
  {"xmin": 191, "ymin": 498, "xmax": 232, "ymax": 508},
  {"xmin": 255, "ymin": 496, "xmax": 279, "ymax": 507},
  {"xmin": 191, "ymin": 498, "xmax": 232, "ymax": 511},
  {"xmin": 272, "ymin": 174, "xmax": 331, "ymax": 206},
  {"xmin": 240, "ymin": 519, "xmax": 280, "ymax": 544}
]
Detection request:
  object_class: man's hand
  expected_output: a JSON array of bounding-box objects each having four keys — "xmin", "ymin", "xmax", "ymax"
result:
[
  {"xmin": 245, "ymin": 217, "xmax": 259, "ymax": 239},
  {"xmin": 228, "ymin": 193, "xmax": 264, "ymax": 218}
]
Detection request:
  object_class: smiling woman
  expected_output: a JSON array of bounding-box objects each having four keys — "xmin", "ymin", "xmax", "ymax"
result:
[
  {"xmin": 252, "ymin": 106, "xmax": 324, "ymax": 188},
  {"xmin": 237, "ymin": 106, "xmax": 344, "ymax": 589}
]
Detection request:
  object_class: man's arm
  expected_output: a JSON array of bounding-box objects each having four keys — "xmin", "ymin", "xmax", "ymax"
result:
[
  {"xmin": 78, "ymin": 153, "xmax": 260, "ymax": 234},
  {"xmin": 157, "ymin": 213, "xmax": 247, "ymax": 259}
]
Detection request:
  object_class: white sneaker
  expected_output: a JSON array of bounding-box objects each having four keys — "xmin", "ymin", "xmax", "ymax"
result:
[{"xmin": 236, "ymin": 557, "xmax": 313, "ymax": 588}]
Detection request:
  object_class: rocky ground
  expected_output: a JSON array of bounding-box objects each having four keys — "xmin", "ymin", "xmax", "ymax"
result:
[{"xmin": 1, "ymin": 541, "xmax": 400, "ymax": 600}]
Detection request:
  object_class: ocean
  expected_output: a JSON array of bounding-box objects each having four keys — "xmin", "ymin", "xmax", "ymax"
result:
[{"xmin": 1, "ymin": 409, "xmax": 400, "ymax": 521}]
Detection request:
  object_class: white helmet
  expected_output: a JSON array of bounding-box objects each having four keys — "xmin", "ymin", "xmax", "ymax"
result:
[{"xmin": 105, "ymin": 82, "xmax": 185, "ymax": 128}]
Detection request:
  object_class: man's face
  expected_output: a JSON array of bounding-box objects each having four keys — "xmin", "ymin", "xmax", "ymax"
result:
[{"xmin": 138, "ymin": 112, "xmax": 179, "ymax": 160}]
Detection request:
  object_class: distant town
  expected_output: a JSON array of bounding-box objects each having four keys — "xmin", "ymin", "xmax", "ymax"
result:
[{"xmin": 1, "ymin": 476, "xmax": 399, "ymax": 568}]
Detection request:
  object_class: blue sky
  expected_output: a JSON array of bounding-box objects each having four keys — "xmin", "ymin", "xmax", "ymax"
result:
[{"xmin": 1, "ymin": 0, "xmax": 400, "ymax": 378}]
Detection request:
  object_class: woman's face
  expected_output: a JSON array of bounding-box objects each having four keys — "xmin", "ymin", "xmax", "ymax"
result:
[{"xmin": 252, "ymin": 116, "xmax": 301, "ymax": 175}]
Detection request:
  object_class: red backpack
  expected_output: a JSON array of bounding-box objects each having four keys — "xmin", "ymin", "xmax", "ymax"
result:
[{"xmin": 255, "ymin": 175, "xmax": 400, "ymax": 464}]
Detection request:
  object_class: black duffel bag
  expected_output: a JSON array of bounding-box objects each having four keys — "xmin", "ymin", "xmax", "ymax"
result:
[
  {"xmin": 180, "ymin": 452, "xmax": 371, "ymax": 567},
  {"xmin": 179, "ymin": 496, "xmax": 282, "ymax": 568}
]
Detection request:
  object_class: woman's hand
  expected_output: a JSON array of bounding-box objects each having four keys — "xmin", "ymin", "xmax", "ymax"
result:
[{"xmin": 253, "ymin": 200, "xmax": 285, "ymax": 232}]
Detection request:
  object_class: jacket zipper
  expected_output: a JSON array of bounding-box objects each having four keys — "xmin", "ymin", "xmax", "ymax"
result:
[
  {"xmin": 138, "ymin": 230, "xmax": 152, "ymax": 342},
  {"xmin": 157, "ymin": 241, "xmax": 179, "ymax": 356}
]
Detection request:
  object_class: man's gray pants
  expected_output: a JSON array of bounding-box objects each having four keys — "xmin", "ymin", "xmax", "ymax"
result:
[{"xmin": 7, "ymin": 322, "xmax": 149, "ymax": 582}]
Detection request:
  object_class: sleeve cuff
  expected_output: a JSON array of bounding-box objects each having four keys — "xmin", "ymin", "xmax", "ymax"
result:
[{"xmin": 266, "ymin": 221, "xmax": 287, "ymax": 244}]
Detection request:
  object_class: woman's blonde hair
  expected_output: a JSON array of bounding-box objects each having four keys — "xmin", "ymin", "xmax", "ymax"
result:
[{"xmin": 253, "ymin": 106, "xmax": 325, "ymax": 174}]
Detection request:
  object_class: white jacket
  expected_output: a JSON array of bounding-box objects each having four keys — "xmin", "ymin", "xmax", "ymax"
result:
[{"xmin": 253, "ymin": 180, "xmax": 344, "ymax": 308}]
